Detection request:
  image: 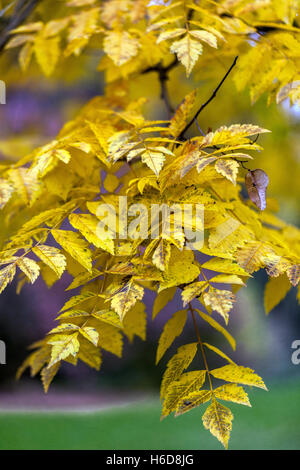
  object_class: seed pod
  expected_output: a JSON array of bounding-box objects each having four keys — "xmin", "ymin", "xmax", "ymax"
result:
[{"xmin": 245, "ymin": 169, "xmax": 269, "ymax": 211}]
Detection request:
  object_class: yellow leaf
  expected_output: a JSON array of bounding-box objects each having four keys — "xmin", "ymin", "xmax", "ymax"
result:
[
  {"xmin": 201, "ymin": 258, "xmax": 250, "ymax": 276},
  {"xmin": 123, "ymin": 301, "xmax": 147, "ymax": 342},
  {"xmin": 52, "ymin": 229, "xmax": 93, "ymax": 272},
  {"xmin": 160, "ymin": 342, "xmax": 198, "ymax": 400},
  {"xmin": 175, "ymin": 389, "xmax": 211, "ymax": 416},
  {"xmin": 97, "ymin": 322, "xmax": 123, "ymax": 357},
  {"xmin": 214, "ymin": 383, "xmax": 251, "ymax": 407},
  {"xmin": 203, "ymin": 289, "xmax": 235, "ymax": 324},
  {"xmin": 41, "ymin": 362, "xmax": 60, "ymax": 393},
  {"xmin": 159, "ymin": 248, "xmax": 200, "ymax": 291},
  {"xmin": 203, "ymin": 342, "xmax": 236, "ymax": 364},
  {"xmin": 141, "ymin": 148, "xmax": 166, "ymax": 176},
  {"xmin": 169, "ymin": 89, "xmax": 197, "ymax": 138},
  {"xmin": 78, "ymin": 338, "xmax": 102, "ymax": 370},
  {"xmin": 181, "ymin": 281, "xmax": 208, "ymax": 306},
  {"xmin": 0, "ymin": 179, "xmax": 14, "ymax": 208},
  {"xmin": 202, "ymin": 398, "xmax": 233, "ymax": 449},
  {"xmin": 156, "ymin": 309, "xmax": 187, "ymax": 364},
  {"xmin": 103, "ymin": 31, "xmax": 139, "ymax": 66},
  {"xmin": 170, "ymin": 33, "xmax": 203, "ymax": 76},
  {"xmin": 33, "ymin": 245, "xmax": 66, "ymax": 279},
  {"xmin": 8, "ymin": 168, "xmax": 40, "ymax": 205},
  {"xmin": 16, "ymin": 257, "xmax": 40, "ymax": 283},
  {"xmin": 110, "ymin": 280, "xmax": 144, "ymax": 321},
  {"xmin": 236, "ymin": 241, "xmax": 279, "ymax": 274},
  {"xmin": 152, "ymin": 286, "xmax": 177, "ymax": 320},
  {"xmin": 66, "ymin": 268, "xmax": 102, "ymax": 290},
  {"xmin": 152, "ymin": 238, "xmax": 171, "ymax": 271},
  {"xmin": 286, "ymin": 264, "xmax": 300, "ymax": 287},
  {"xmin": 162, "ymin": 370, "xmax": 206, "ymax": 418},
  {"xmin": 59, "ymin": 291, "xmax": 99, "ymax": 312},
  {"xmin": 189, "ymin": 30, "xmax": 217, "ymax": 48},
  {"xmin": 264, "ymin": 274, "xmax": 292, "ymax": 314},
  {"xmin": 197, "ymin": 310, "xmax": 236, "ymax": 350},
  {"xmin": 215, "ymin": 158, "xmax": 239, "ymax": 185},
  {"xmin": 48, "ymin": 332, "xmax": 80, "ymax": 367},
  {"xmin": 34, "ymin": 34, "xmax": 60, "ymax": 76},
  {"xmin": 103, "ymin": 173, "xmax": 119, "ymax": 192},
  {"xmin": 79, "ymin": 326, "xmax": 99, "ymax": 346},
  {"xmin": 210, "ymin": 364, "xmax": 267, "ymax": 390},
  {"xmin": 69, "ymin": 213, "xmax": 115, "ymax": 255},
  {"xmin": 92, "ymin": 309, "xmax": 122, "ymax": 329}
]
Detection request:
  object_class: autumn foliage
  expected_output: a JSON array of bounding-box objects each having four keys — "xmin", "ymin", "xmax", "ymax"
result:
[{"xmin": 0, "ymin": 0, "xmax": 300, "ymax": 449}]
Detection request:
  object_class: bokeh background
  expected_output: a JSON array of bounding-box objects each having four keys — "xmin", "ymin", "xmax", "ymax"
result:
[{"xmin": 0, "ymin": 49, "xmax": 299, "ymax": 450}]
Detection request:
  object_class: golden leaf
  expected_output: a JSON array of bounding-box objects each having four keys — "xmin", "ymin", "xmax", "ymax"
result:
[
  {"xmin": 48, "ymin": 332, "xmax": 80, "ymax": 367},
  {"xmin": 170, "ymin": 34, "xmax": 203, "ymax": 76},
  {"xmin": 69, "ymin": 213, "xmax": 115, "ymax": 255},
  {"xmin": 202, "ymin": 398, "xmax": 233, "ymax": 449},
  {"xmin": 104, "ymin": 31, "xmax": 139, "ymax": 66},
  {"xmin": 214, "ymin": 383, "xmax": 251, "ymax": 407},
  {"xmin": 110, "ymin": 280, "xmax": 144, "ymax": 321},
  {"xmin": 175, "ymin": 389, "xmax": 212, "ymax": 416},
  {"xmin": 33, "ymin": 245, "xmax": 66, "ymax": 279},
  {"xmin": 156, "ymin": 309, "xmax": 187, "ymax": 364},
  {"xmin": 215, "ymin": 159, "xmax": 239, "ymax": 185},
  {"xmin": 264, "ymin": 274, "xmax": 292, "ymax": 314},
  {"xmin": 0, "ymin": 264, "xmax": 16, "ymax": 294},
  {"xmin": 162, "ymin": 370, "xmax": 206, "ymax": 418},
  {"xmin": 210, "ymin": 364, "xmax": 267, "ymax": 390},
  {"xmin": 197, "ymin": 310, "xmax": 236, "ymax": 350},
  {"xmin": 160, "ymin": 342, "xmax": 198, "ymax": 400},
  {"xmin": 203, "ymin": 289, "xmax": 235, "ymax": 324},
  {"xmin": 52, "ymin": 229, "xmax": 93, "ymax": 272}
]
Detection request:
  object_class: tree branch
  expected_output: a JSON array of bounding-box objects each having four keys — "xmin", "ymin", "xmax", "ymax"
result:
[
  {"xmin": 179, "ymin": 55, "xmax": 239, "ymax": 139},
  {"xmin": 0, "ymin": 0, "xmax": 40, "ymax": 53},
  {"xmin": 142, "ymin": 57, "xmax": 178, "ymax": 116}
]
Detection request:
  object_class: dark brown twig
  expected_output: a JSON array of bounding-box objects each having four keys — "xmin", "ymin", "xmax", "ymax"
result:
[
  {"xmin": 179, "ymin": 55, "xmax": 239, "ymax": 140},
  {"xmin": 142, "ymin": 57, "xmax": 178, "ymax": 116},
  {"xmin": 0, "ymin": 0, "xmax": 40, "ymax": 53}
]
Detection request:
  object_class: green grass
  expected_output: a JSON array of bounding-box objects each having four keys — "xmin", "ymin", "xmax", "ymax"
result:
[{"xmin": 0, "ymin": 378, "xmax": 299, "ymax": 450}]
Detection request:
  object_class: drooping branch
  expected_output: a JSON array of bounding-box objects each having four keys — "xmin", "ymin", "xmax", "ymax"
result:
[
  {"xmin": 142, "ymin": 57, "xmax": 178, "ymax": 116},
  {"xmin": 0, "ymin": 0, "xmax": 40, "ymax": 53},
  {"xmin": 179, "ymin": 55, "xmax": 239, "ymax": 139}
]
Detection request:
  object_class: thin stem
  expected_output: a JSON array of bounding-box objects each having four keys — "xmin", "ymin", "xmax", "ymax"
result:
[
  {"xmin": 189, "ymin": 302, "xmax": 214, "ymax": 393},
  {"xmin": 0, "ymin": 0, "xmax": 40, "ymax": 53},
  {"xmin": 179, "ymin": 56, "xmax": 239, "ymax": 139},
  {"xmin": 142, "ymin": 57, "xmax": 178, "ymax": 116}
]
